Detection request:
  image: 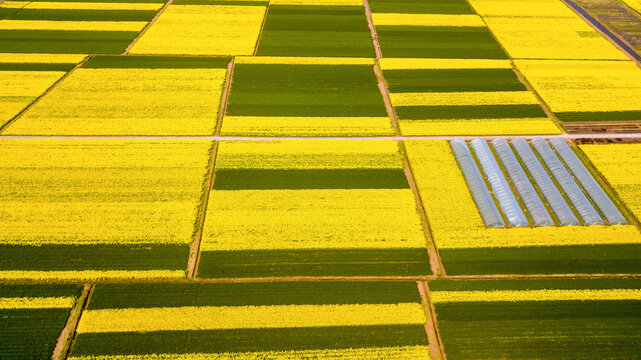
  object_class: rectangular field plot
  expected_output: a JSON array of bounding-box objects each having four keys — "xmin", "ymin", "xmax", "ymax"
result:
[
  {"xmin": 430, "ymin": 278, "xmax": 641, "ymax": 359},
  {"xmin": 69, "ymin": 281, "xmax": 432, "ymax": 359},
  {"xmin": 256, "ymin": 3, "xmax": 375, "ymax": 57},
  {"xmin": 405, "ymin": 140, "xmax": 641, "ymax": 275},
  {"xmin": 4, "ymin": 56, "xmax": 230, "ymax": 135},
  {"xmin": 380, "ymin": 58, "xmax": 560, "ymax": 135},
  {"xmin": 516, "ymin": 60, "xmax": 641, "ymax": 123},
  {"xmin": 0, "ymin": 284, "xmax": 82, "ymax": 360},
  {"xmin": 129, "ymin": 0, "xmax": 268, "ymax": 56},
  {"xmin": 0, "ymin": 0, "xmax": 164, "ymax": 53},
  {"xmin": 0, "ymin": 53, "xmax": 85, "ymax": 129},
  {"xmin": 370, "ymin": 0, "xmax": 506, "ymax": 58},
  {"xmin": 198, "ymin": 140, "xmax": 430, "ymax": 278},
  {"xmin": 581, "ymin": 143, "xmax": 641, "ymax": 220},
  {"xmin": 469, "ymin": 0, "xmax": 628, "ymax": 60},
  {"xmin": 0, "ymin": 139, "xmax": 212, "ymax": 281},
  {"xmin": 222, "ymin": 59, "xmax": 394, "ymax": 136}
]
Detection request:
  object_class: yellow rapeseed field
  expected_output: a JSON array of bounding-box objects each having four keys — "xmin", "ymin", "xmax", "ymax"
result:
[
  {"xmin": 431, "ymin": 289, "xmax": 641, "ymax": 303},
  {"xmin": 399, "ymin": 118, "xmax": 560, "ymax": 136},
  {"xmin": 5, "ymin": 68, "xmax": 227, "ymax": 135},
  {"xmin": 0, "ymin": 20, "xmax": 148, "ymax": 32},
  {"xmin": 515, "ymin": 60, "xmax": 641, "ymax": 113},
  {"xmin": 0, "ymin": 296, "xmax": 76, "ymax": 309},
  {"xmin": 0, "ymin": 71, "xmax": 66, "ymax": 128},
  {"xmin": 390, "ymin": 91, "xmax": 538, "ymax": 106},
  {"xmin": 22, "ymin": 1, "xmax": 163, "ymax": 10},
  {"xmin": 0, "ymin": 53, "xmax": 86, "ymax": 63},
  {"xmin": 221, "ymin": 116, "xmax": 394, "ymax": 136},
  {"xmin": 129, "ymin": 5, "xmax": 267, "ymax": 55},
  {"xmin": 0, "ymin": 270, "xmax": 185, "ymax": 281},
  {"xmin": 270, "ymin": 0, "xmax": 363, "ymax": 5},
  {"xmin": 235, "ymin": 56, "xmax": 374, "ymax": 65}
]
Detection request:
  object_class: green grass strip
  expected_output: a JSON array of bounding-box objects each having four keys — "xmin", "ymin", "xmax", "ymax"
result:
[
  {"xmin": 213, "ymin": 169, "xmax": 409, "ymax": 190},
  {"xmin": 0, "ymin": 244, "xmax": 188, "ymax": 271},
  {"xmin": 8, "ymin": 8, "xmax": 157, "ymax": 21},
  {"xmin": 198, "ymin": 248, "xmax": 431, "ymax": 278},
  {"xmin": 436, "ymin": 301, "xmax": 641, "ymax": 359},
  {"xmin": 88, "ymin": 281, "xmax": 421, "ymax": 309},
  {"xmin": 368, "ymin": 0, "xmax": 474, "ymax": 14},
  {"xmin": 1, "ymin": 308, "xmax": 77, "ymax": 359},
  {"xmin": 384, "ymin": 68, "xmax": 525, "ymax": 93},
  {"xmin": 84, "ymin": 56, "xmax": 231, "ymax": 69},
  {"xmin": 0, "ymin": 30, "xmax": 137, "ymax": 54},
  {"xmin": 429, "ymin": 278, "xmax": 641, "ymax": 292},
  {"xmin": 556, "ymin": 111, "xmax": 641, "ymax": 122},
  {"xmin": 396, "ymin": 105, "xmax": 546, "ymax": 120},
  {"xmin": 439, "ymin": 244, "xmax": 641, "ymax": 275},
  {"xmin": 71, "ymin": 325, "xmax": 428, "ymax": 356},
  {"xmin": 376, "ymin": 26, "xmax": 507, "ymax": 59},
  {"xmin": 0, "ymin": 62, "xmax": 77, "ymax": 71}
]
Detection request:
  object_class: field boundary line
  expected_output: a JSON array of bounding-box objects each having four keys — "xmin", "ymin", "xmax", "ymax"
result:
[
  {"xmin": 418, "ymin": 281, "xmax": 447, "ymax": 360},
  {"xmin": 463, "ymin": 0, "xmax": 568, "ymax": 135},
  {"xmin": 123, "ymin": 0, "xmax": 175, "ymax": 55},
  {"xmin": 1, "ymin": 273, "xmax": 640, "ymax": 286},
  {"xmin": 1, "ymin": 134, "xmax": 641, "ymax": 140},
  {"xmin": 563, "ymin": 0, "xmax": 641, "ymax": 66},
  {"xmin": 363, "ymin": 0, "xmax": 383, "ymax": 59},
  {"xmin": 253, "ymin": 1, "xmax": 270, "ymax": 55},
  {"xmin": 0, "ymin": 56, "xmax": 92, "ymax": 135},
  {"xmin": 186, "ymin": 59, "xmax": 234, "ymax": 278},
  {"xmin": 52, "ymin": 284, "xmax": 92, "ymax": 360}
]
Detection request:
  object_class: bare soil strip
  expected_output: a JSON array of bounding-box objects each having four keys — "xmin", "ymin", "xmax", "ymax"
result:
[
  {"xmin": 422, "ymin": 281, "xmax": 448, "ymax": 360},
  {"xmin": 0, "ymin": 56, "xmax": 92, "ymax": 134},
  {"xmin": 186, "ymin": 60, "xmax": 234, "ymax": 278},
  {"xmin": 566, "ymin": 121, "xmax": 641, "ymax": 134},
  {"xmin": 418, "ymin": 281, "xmax": 447, "ymax": 360},
  {"xmin": 52, "ymin": 284, "xmax": 92, "ymax": 360},
  {"xmin": 123, "ymin": 0, "xmax": 175, "ymax": 55},
  {"xmin": 363, "ymin": 0, "xmax": 383, "ymax": 59}
]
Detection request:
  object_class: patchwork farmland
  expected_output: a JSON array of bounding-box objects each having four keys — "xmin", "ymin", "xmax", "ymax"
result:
[{"xmin": 1, "ymin": 0, "xmax": 641, "ymax": 358}]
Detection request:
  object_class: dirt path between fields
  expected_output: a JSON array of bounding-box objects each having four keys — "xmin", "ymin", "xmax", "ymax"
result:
[
  {"xmin": 418, "ymin": 281, "xmax": 447, "ymax": 360},
  {"xmin": 52, "ymin": 284, "xmax": 92, "ymax": 360},
  {"xmin": 363, "ymin": 0, "xmax": 383, "ymax": 59}
]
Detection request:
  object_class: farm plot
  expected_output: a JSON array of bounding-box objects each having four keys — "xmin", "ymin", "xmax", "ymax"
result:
[
  {"xmin": 198, "ymin": 140, "xmax": 430, "ymax": 278},
  {"xmin": 0, "ymin": 139, "xmax": 212, "ymax": 281},
  {"xmin": 580, "ymin": 143, "xmax": 641, "ymax": 220},
  {"xmin": 515, "ymin": 59, "xmax": 641, "ymax": 123},
  {"xmin": 430, "ymin": 278, "xmax": 641, "ymax": 359},
  {"xmin": 69, "ymin": 281, "xmax": 431, "ymax": 359},
  {"xmin": 0, "ymin": 0, "xmax": 164, "ymax": 53},
  {"xmin": 380, "ymin": 58, "xmax": 560, "ymax": 135},
  {"xmin": 129, "ymin": 0, "xmax": 267, "ymax": 56},
  {"xmin": 0, "ymin": 284, "xmax": 82, "ymax": 359},
  {"xmin": 369, "ymin": 0, "xmax": 506, "ymax": 58},
  {"xmin": 469, "ymin": 0, "xmax": 628, "ymax": 60},
  {"xmin": 4, "ymin": 56, "xmax": 230, "ymax": 135},
  {"xmin": 405, "ymin": 139, "xmax": 641, "ymax": 275},
  {"xmin": 0, "ymin": 53, "xmax": 85, "ymax": 129},
  {"xmin": 256, "ymin": 0, "xmax": 375, "ymax": 57},
  {"xmin": 222, "ymin": 58, "xmax": 393, "ymax": 136}
]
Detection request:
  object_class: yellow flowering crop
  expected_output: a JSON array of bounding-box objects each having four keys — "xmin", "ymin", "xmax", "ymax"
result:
[
  {"xmin": 621, "ymin": 0, "xmax": 641, "ymax": 13},
  {"xmin": 372, "ymin": 13, "xmax": 485, "ymax": 27},
  {"xmin": 0, "ymin": 296, "xmax": 76, "ymax": 309},
  {"xmin": 404, "ymin": 140, "xmax": 641, "ymax": 249},
  {"xmin": 580, "ymin": 144, "xmax": 641, "ymax": 220},
  {"xmin": 0, "ymin": 270, "xmax": 185, "ymax": 281},
  {"xmin": 77, "ymin": 303, "xmax": 425, "ymax": 333},
  {"xmin": 399, "ymin": 118, "xmax": 561, "ymax": 136},
  {"xmin": 6, "ymin": 68, "xmax": 227, "ymax": 135},
  {"xmin": 515, "ymin": 60, "xmax": 641, "ymax": 113},
  {"xmin": 0, "ymin": 71, "xmax": 66, "ymax": 128},
  {"xmin": 390, "ymin": 91, "xmax": 538, "ymax": 107},
  {"xmin": 470, "ymin": 0, "xmax": 628, "ymax": 60},
  {"xmin": 68, "ymin": 346, "xmax": 432, "ymax": 360},
  {"xmin": 235, "ymin": 56, "xmax": 374, "ymax": 65},
  {"xmin": 130, "ymin": 5, "xmax": 267, "ymax": 55},
  {"xmin": 0, "ymin": 20, "xmax": 147, "ymax": 32},
  {"xmin": 431, "ymin": 289, "xmax": 641, "ymax": 303},
  {"xmin": 23, "ymin": 1, "xmax": 163, "ymax": 10},
  {"xmin": 379, "ymin": 58, "xmax": 512, "ymax": 70},
  {"xmin": 0, "ymin": 139, "xmax": 211, "ymax": 245},
  {"xmin": 221, "ymin": 116, "xmax": 394, "ymax": 136},
  {"xmin": 0, "ymin": 1, "xmax": 29, "ymax": 8}
]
